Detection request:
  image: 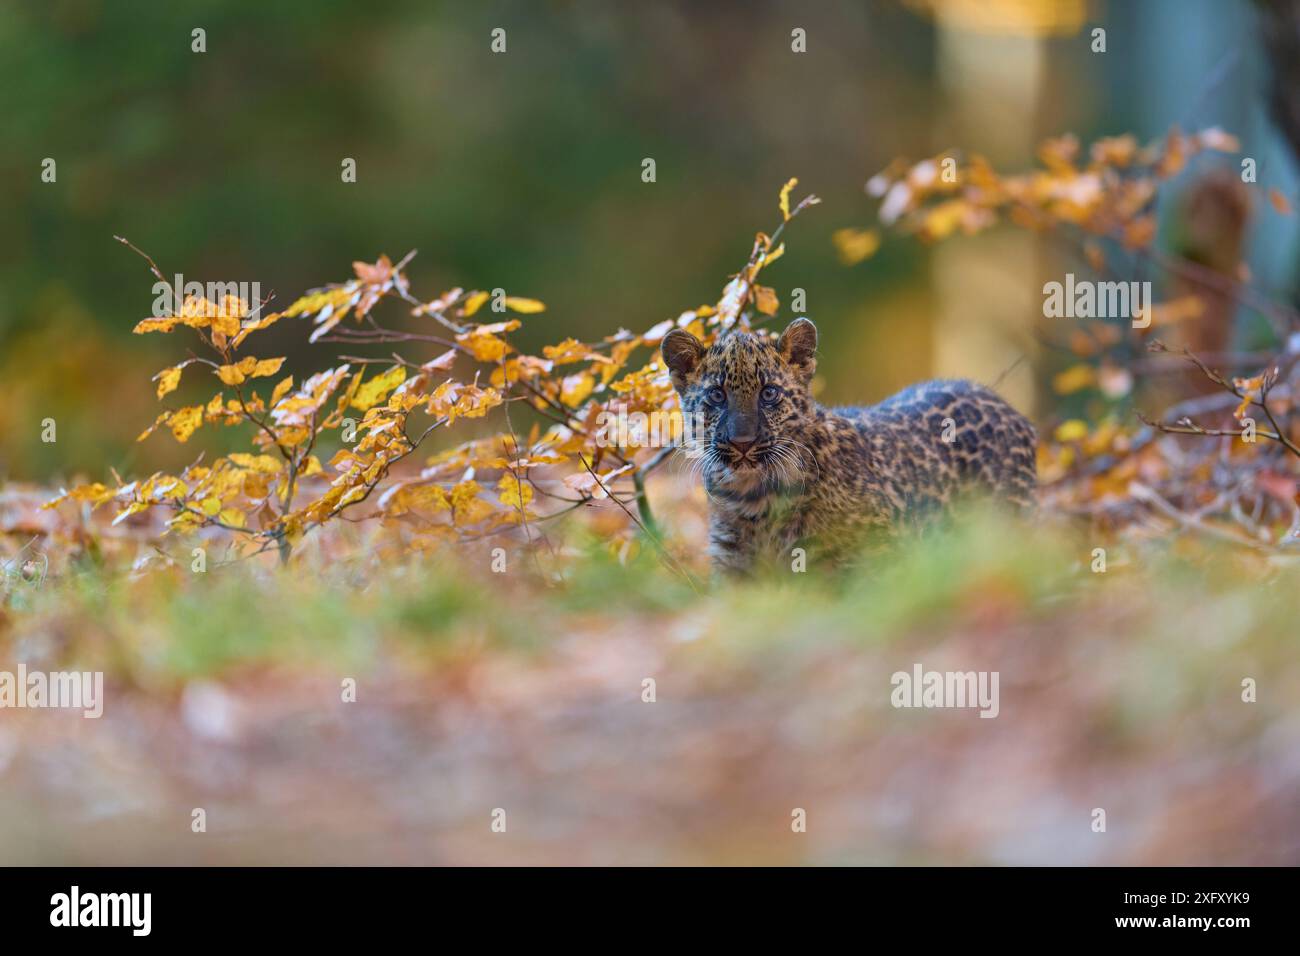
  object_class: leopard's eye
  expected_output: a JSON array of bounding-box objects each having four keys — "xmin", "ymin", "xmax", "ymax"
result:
[
  {"xmin": 706, "ymin": 387, "xmax": 726, "ymax": 406},
  {"xmin": 760, "ymin": 385, "xmax": 781, "ymax": 405}
]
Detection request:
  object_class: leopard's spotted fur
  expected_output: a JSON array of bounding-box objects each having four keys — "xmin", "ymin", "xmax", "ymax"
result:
[{"xmin": 662, "ymin": 319, "xmax": 1037, "ymax": 574}]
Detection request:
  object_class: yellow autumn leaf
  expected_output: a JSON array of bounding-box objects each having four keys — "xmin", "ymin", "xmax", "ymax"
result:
[
  {"xmin": 560, "ymin": 371, "xmax": 595, "ymax": 407},
  {"xmin": 427, "ymin": 380, "xmax": 503, "ymax": 422},
  {"xmin": 1052, "ymin": 364, "xmax": 1096, "ymax": 395},
  {"xmin": 227, "ymin": 453, "xmax": 282, "ymax": 473},
  {"xmin": 498, "ymin": 473, "xmax": 534, "ymax": 509},
  {"xmin": 232, "ymin": 310, "xmax": 284, "ymax": 348},
  {"xmin": 543, "ymin": 338, "xmax": 604, "ymax": 365},
  {"xmin": 136, "ymin": 411, "xmax": 168, "ymax": 442},
  {"xmin": 169, "ymin": 405, "xmax": 204, "ymax": 442},
  {"xmin": 251, "ymin": 357, "xmax": 285, "ymax": 378},
  {"xmin": 447, "ymin": 479, "xmax": 494, "ymax": 526},
  {"xmin": 112, "ymin": 501, "xmax": 148, "ymax": 526},
  {"xmin": 216, "ymin": 356, "xmax": 284, "ymax": 385},
  {"xmin": 462, "ymin": 291, "xmax": 490, "ymax": 316},
  {"xmin": 142, "ymin": 475, "xmax": 188, "ymax": 501},
  {"xmin": 351, "ymin": 365, "xmax": 407, "ymax": 411},
  {"xmin": 176, "ymin": 295, "xmax": 219, "ymax": 330},
  {"xmin": 398, "ymin": 483, "xmax": 452, "ymax": 515},
  {"xmin": 210, "ymin": 296, "xmax": 245, "ymax": 339},
  {"xmin": 457, "ymin": 328, "xmax": 510, "ymax": 362},
  {"xmin": 43, "ymin": 482, "xmax": 118, "ymax": 510},
  {"xmin": 503, "ymin": 296, "xmax": 546, "ymax": 314},
  {"xmin": 779, "ymin": 177, "xmax": 798, "ymax": 221},
  {"xmin": 1054, "ymin": 419, "xmax": 1089, "ymax": 443},
  {"xmin": 154, "ymin": 365, "xmax": 184, "ymax": 399},
  {"xmin": 133, "ymin": 316, "xmax": 183, "ymax": 334},
  {"xmin": 917, "ymin": 201, "xmax": 969, "ymax": 241},
  {"xmin": 832, "ymin": 228, "xmax": 881, "ymax": 265},
  {"xmin": 242, "ymin": 472, "xmax": 272, "ymax": 498},
  {"xmin": 270, "ymin": 375, "xmax": 294, "ymax": 406},
  {"xmin": 216, "ymin": 357, "xmax": 256, "ymax": 385}
]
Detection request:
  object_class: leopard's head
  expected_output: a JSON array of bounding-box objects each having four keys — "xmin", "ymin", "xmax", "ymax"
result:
[{"xmin": 661, "ymin": 318, "xmax": 819, "ymax": 491}]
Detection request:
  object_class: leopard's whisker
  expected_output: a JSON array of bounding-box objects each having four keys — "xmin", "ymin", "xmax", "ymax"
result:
[
  {"xmin": 774, "ymin": 437, "xmax": 819, "ymax": 481},
  {"xmin": 766, "ymin": 445, "xmax": 796, "ymax": 487}
]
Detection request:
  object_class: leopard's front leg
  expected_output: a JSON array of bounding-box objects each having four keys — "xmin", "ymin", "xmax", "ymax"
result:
[{"xmin": 707, "ymin": 509, "xmax": 765, "ymax": 577}]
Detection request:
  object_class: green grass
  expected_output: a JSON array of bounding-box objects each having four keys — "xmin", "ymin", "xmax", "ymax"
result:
[{"xmin": 5, "ymin": 508, "xmax": 1297, "ymax": 691}]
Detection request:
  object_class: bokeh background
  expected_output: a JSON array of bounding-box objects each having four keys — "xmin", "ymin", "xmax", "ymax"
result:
[{"xmin": 4, "ymin": 0, "xmax": 1298, "ymax": 481}]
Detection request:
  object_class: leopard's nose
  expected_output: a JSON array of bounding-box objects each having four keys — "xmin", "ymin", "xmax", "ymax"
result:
[{"xmin": 729, "ymin": 438, "xmax": 756, "ymax": 455}]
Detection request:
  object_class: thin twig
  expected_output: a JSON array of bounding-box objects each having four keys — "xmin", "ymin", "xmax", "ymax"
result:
[{"xmin": 579, "ymin": 455, "xmax": 700, "ymax": 592}]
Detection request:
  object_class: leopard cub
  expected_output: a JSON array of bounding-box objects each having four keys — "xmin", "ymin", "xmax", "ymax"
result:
[{"xmin": 662, "ymin": 318, "xmax": 1037, "ymax": 574}]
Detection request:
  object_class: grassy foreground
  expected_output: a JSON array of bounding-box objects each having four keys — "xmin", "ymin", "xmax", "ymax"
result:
[{"xmin": 1, "ymin": 502, "xmax": 1298, "ymax": 865}]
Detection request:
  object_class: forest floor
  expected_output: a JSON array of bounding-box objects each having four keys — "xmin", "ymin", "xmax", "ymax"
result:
[{"xmin": 2, "ymin": 477, "xmax": 1298, "ymax": 865}]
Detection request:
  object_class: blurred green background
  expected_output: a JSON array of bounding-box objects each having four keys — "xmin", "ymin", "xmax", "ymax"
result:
[{"xmin": 2, "ymin": 0, "xmax": 1296, "ymax": 480}]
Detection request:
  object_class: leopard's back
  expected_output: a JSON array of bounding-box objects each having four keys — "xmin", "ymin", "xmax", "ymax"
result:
[{"xmin": 832, "ymin": 378, "xmax": 1037, "ymax": 514}]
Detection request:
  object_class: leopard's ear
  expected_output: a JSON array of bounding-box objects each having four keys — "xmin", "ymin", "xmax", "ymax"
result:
[
  {"xmin": 661, "ymin": 328, "xmax": 705, "ymax": 390},
  {"xmin": 778, "ymin": 318, "xmax": 817, "ymax": 379}
]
